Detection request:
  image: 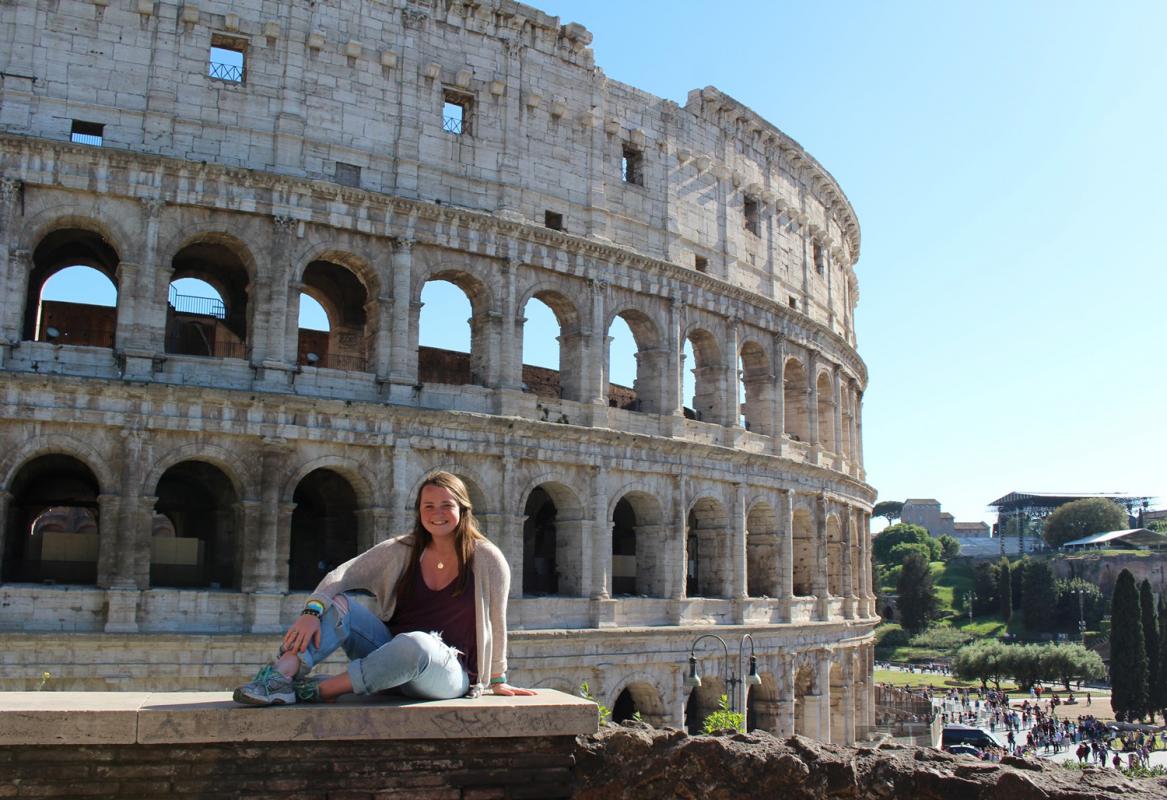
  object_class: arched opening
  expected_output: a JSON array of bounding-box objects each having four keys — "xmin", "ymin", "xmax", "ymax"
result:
[
  {"xmin": 840, "ymin": 387, "xmax": 854, "ymax": 461},
  {"xmin": 522, "ymin": 487, "xmax": 557, "ymax": 595},
  {"xmin": 747, "ymin": 673, "xmax": 780, "ymax": 734},
  {"xmin": 746, "ymin": 502, "xmax": 781, "ymax": 597},
  {"xmin": 289, "ymin": 469, "xmax": 359, "ymax": 591},
  {"xmin": 418, "ymin": 278, "xmax": 482, "ymax": 386},
  {"xmin": 166, "ymin": 241, "xmax": 251, "ymax": 359},
  {"xmin": 152, "ymin": 461, "xmax": 240, "ymax": 589},
  {"xmin": 612, "ymin": 681, "xmax": 666, "ymax": 725},
  {"xmin": 2, "ymin": 455, "xmax": 101, "ymax": 585},
  {"xmin": 520, "ymin": 292, "xmax": 582, "ymax": 401},
  {"xmin": 686, "ymin": 497, "xmax": 730, "ymax": 598},
  {"xmin": 783, "ymin": 358, "xmax": 809, "ymax": 442},
  {"xmin": 684, "ymin": 677, "xmax": 725, "ymax": 734},
  {"xmin": 826, "ymin": 515, "xmax": 844, "ymax": 596},
  {"xmin": 683, "ymin": 329, "xmax": 723, "ymax": 423},
  {"xmin": 739, "ymin": 340, "xmax": 772, "ymax": 434},
  {"xmin": 792, "ymin": 508, "xmax": 815, "ymax": 597},
  {"xmin": 793, "ymin": 664, "xmax": 816, "ymax": 737},
  {"xmin": 611, "ymin": 492, "xmax": 666, "ymax": 597},
  {"xmin": 607, "ymin": 310, "xmax": 661, "ymax": 414},
  {"xmin": 297, "ymin": 260, "xmax": 373, "ymax": 372},
  {"xmin": 816, "ymin": 372, "xmax": 836, "ymax": 452},
  {"xmin": 25, "ymin": 229, "xmax": 120, "ymax": 348}
]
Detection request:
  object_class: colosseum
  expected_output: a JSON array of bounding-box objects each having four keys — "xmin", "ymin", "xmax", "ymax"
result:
[{"xmin": 0, "ymin": 0, "xmax": 875, "ymax": 742}]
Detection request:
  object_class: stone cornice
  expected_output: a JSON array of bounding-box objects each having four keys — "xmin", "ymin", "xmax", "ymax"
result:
[{"xmin": 0, "ymin": 135, "xmax": 867, "ymax": 386}]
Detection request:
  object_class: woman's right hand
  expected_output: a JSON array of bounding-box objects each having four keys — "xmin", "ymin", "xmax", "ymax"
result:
[{"xmin": 283, "ymin": 613, "xmax": 321, "ymax": 653}]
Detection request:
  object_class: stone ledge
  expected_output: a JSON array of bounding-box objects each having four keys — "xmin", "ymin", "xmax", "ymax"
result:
[{"xmin": 0, "ymin": 690, "xmax": 597, "ymax": 746}]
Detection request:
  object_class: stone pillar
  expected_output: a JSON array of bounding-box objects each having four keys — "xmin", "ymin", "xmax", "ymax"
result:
[
  {"xmin": 590, "ymin": 467, "xmax": 610, "ymax": 599},
  {"xmin": 271, "ymin": 501, "xmax": 297, "ymax": 591},
  {"xmin": 389, "ymin": 444, "xmax": 412, "ymax": 538},
  {"xmin": 780, "ymin": 489, "xmax": 794, "ymax": 618},
  {"xmin": 724, "ymin": 320, "xmax": 741, "ymax": 428},
  {"xmin": 732, "ymin": 484, "xmax": 748, "ymax": 612},
  {"xmin": 259, "ymin": 215, "xmax": 297, "ymax": 367},
  {"xmin": 499, "ymin": 455, "xmax": 523, "ymax": 598},
  {"xmin": 355, "ymin": 506, "xmax": 389, "ymax": 553},
  {"xmin": 777, "ymin": 655, "xmax": 796, "ymax": 737},
  {"xmin": 587, "ymin": 280, "xmax": 608, "ymax": 407},
  {"xmin": 495, "ymin": 41, "xmax": 525, "ymax": 219},
  {"xmin": 832, "ymin": 367, "xmax": 843, "ymax": 459},
  {"xmin": 497, "ymin": 260, "xmax": 522, "ymax": 390},
  {"xmin": 773, "ymin": 336, "xmax": 787, "ymax": 440},
  {"xmin": 665, "ymin": 298, "xmax": 683, "ymax": 417},
  {"xmin": 370, "ymin": 293, "xmax": 393, "ymax": 380},
  {"xmin": 855, "ymin": 392, "xmax": 865, "ymax": 474},
  {"xmin": 130, "ymin": 197, "xmax": 168, "ymax": 361},
  {"xmin": 841, "ymin": 504, "xmax": 855, "ymax": 619},
  {"xmin": 672, "ymin": 476, "xmax": 687, "ymax": 602},
  {"xmin": 806, "ymin": 351, "xmax": 820, "ymax": 449},
  {"xmin": 388, "ymin": 240, "xmax": 417, "ymax": 388},
  {"xmin": 816, "ymin": 652, "xmax": 832, "ymax": 743},
  {"xmin": 94, "ymin": 493, "xmax": 123, "ymax": 590},
  {"xmin": 814, "ymin": 493, "xmax": 829, "ymax": 620},
  {"xmin": 248, "ymin": 439, "xmax": 290, "ymax": 594},
  {"xmin": 1, "ymin": 246, "xmax": 31, "ymax": 352},
  {"xmin": 0, "ymin": 490, "xmax": 11, "ymax": 573}
]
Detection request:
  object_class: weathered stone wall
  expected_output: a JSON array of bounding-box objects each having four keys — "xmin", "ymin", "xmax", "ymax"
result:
[{"xmin": 0, "ymin": 0, "xmax": 876, "ymax": 744}]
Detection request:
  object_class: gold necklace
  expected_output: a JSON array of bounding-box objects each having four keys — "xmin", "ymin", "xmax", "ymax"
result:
[{"xmin": 428, "ymin": 549, "xmax": 446, "ymax": 570}]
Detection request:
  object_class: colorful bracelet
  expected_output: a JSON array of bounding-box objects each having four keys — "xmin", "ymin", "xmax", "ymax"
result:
[
  {"xmin": 489, "ymin": 675, "xmax": 507, "ymax": 685},
  {"xmin": 302, "ymin": 599, "xmax": 325, "ymax": 617},
  {"xmin": 300, "ymin": 607, "xmax": 321, "ymax": 617}
]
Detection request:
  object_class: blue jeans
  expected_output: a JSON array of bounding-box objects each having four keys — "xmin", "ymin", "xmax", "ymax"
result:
[{"xmin": 289, "ymin": 594, "xmax": 469, "ymax": 699}]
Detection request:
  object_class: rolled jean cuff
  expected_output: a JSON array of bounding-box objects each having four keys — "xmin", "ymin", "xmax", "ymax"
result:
[{"xmin": 347, "ymin": 658, "xmax": 371, "ymax": 695}]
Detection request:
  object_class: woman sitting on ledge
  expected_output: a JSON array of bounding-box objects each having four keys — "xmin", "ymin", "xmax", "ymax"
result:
[{"xmin": 234, "ymin": 471, "xmax": 534, "ymax": 704}]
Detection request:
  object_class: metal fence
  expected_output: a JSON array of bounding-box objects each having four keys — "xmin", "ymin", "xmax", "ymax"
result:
[{"xmin": 169, "ymin": 289, "xmax": 226, "ymax": 319}]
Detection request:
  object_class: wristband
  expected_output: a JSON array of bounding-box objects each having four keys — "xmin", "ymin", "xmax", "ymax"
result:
[
  {"xmin": 301, "ymin": 607, "xmax": 321, "ymax": 617},
  {"xmin": 302, "ymin": 599, "xmax": 325, "ymax": 617},
  {"xmin": 489, "ymin": 675, "xmax": 507, "ymax": 685}
]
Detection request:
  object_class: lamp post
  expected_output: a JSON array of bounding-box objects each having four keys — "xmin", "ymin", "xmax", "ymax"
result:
[
  {"xmin": 1075, "ymin": 589, "xmax": 1086, "ymax": 642},
  {"xmin": 684, "ymin": 633, "xmax": 763, "ymax": 730},
  {"xmin": 967, "ymin": 591, "xmax": 976, "ymax": 624}
]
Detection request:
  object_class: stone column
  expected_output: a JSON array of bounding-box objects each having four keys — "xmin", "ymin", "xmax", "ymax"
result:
[
  {"xmin": 259, "ymin": 215, "xmax": 297, "ymax": 368},
  {"xmin": 591, "ymin": 467, "xmax": 610, "ymax": 599},
  {"xmin": 777, "ymin": 655, "xmax": 796, "ymax": 737},
  {"xmin": 665, "ymin": 297, "xmax": 683, "ymax": 417},
  {"xmin": 132, "ymin": 197, "xmax": 168, "ymax": 359},
  {"xmin": 773, "ymin": 336, "xmax": 786, "ymax": 440},
  {"xmin": 806, "ymin": 351, "xmax": 820, "ymax": 450},
  {"xmin": 496, "ymin": 260, "xmax": 522, "ymax": 391},
  {"xmin": 841, "ymin": 503, "xmax": 856, "ymax": 619},
  {"xmin": 1, "ymin": 245, "xmax": 31, "ymax": 353},
  {"xmin": 499, "ymin": 454, "xmax": 523, "ymax": 598},
  {"xmin": 832, "ymin": 366, "xmax": 843, "ymax": 459},
  {"xmin": 780, "ymin": 489, "xmax": 794, "ymax": 618},
  {"xmin": 271, "ymin": 501, "xmax": 297, "ymax": 591},
  {"xmin": 247, "ymin": 439, "xmax": 290, "ymax": 596},
  {"xmin": 95, "ymin": 493, "xmax": 123, "ymax": 589},
  {"xmin": 672, "ymin": 475, "xmax": 688, "ymax": 602},
  {"xmin": 587, "ymin": 279, "xmax": 608, "ymax": 407},
  {"xmin": 814, "ymin": 493, "xmax": 829, "ymax": 620},
  {"xmin": 388, "ymin": 240, "xmax": 417, "ymax": 388},
  {"xmin": 367, "ymin": 293, "xmax": 391, "ymax": 379},
  {"xmin": 389, "ymin": 444, "xmax": 411, "ymax": 537},
  {"xmin": 732, "ymin": 483, "xmax": 748, "ymax": 608},
  {"xmin": 0, "ymin": 490, "xmax": 11, "ymax": 573},
  {"xmin": 724, "ymin": 319, "xmax": 741, "ymax": 428},
  {"xmin": 855, "ymin": 392, "xmax": 865, "ymax": 474},
  {"xmin": 495, "ymin": 41, "xmax": 525, "ymax": 219},
  {"xmin": 816, "ymin": 651, "xmax": 832, "ymax": 743}
]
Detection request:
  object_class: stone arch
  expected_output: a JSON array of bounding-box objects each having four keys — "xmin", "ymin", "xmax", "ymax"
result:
[
  {"xmin": 415, "ymin": 268, "xmax": 494, "ymax": 388},
  {"xmin": 826, "ymin": 513, "xmax": 844, "ymax": 596},
  {"xmin": 686, "ymin": 495, "xmax": 731, "ymax": 598},
  {"xmin": 517, "ymin": 286, "xmax": 583, "ymax": 401},
  {"xmin": 151, "ymin": 459, "xmax": 242, "ymax": 590},
  {"xmin": 684, "ymin": 674, "xmax": 726, "ymax": 734},
  {"xmin": 295, "ymin": 250, "xmax": 379, "ymax": 372},
  {"xmin": 783, "ymin": 357, "xmax": 810, "ymax": 442},
  {"xmin": 141, "ymin": 442, "xmax": 254, "ymax": 503},
  {"xmin": 816, "ymin": 371, "xmax": 836, "ymax": 452},
  {"xmin": 0, "ymin": 434, "xmax": 118, "ymax": 496},
  {"xmin": 23, "ymin": 225, "xmax": 121, "ymax": 347},
  {"xmin": 607, "ymin": 306, "xmax": 664, "ymax": 414},
  {"xmin": 682, "ymin": 325, "xmax": 725, "ymax": 424},
  {"xmin": 791, "ymin": 505, "xmax": 815, "ymax": 597},
  {"xmin": 739, "ymin": 338, "xmax": 773, "ymax": 434},
  {"xmin": 519, "ymin": 478, "xmax": 585, "ymax": 597},
  {"xmin": 407, "ymin": 466, "xmax": 492, "ymax": 519},
  {"xmin": 747, "ymin": 671, "xmax": 780, "ymax": 734},
  {"xmin": 793, "ymin": 662, "xmax": 817, "ymax": 737},
  {"xmin": 164, "ymin": 232, "xmax": 258, "ymax": 360},
  {"xmin": 18, "ymin": 208, "xmax": 133, "ymax": 267},
  {"xmin": 1, "ymin": 453, "xmax": 102, "ymax": 585},
  {"xmin": 287, "ymin": 468, "xmax": 360, "ymax": 591},
  {"xmin": 607, "ymin": 676, "xmax": 668, "ymax": 726},
  {"xmin": 280, "ymin": 455, "xmax": 377, "ymax": 508},
  {"xmin": 746, "ymin": 500, "xmax": 781, "ymax": 597},
  {"xmin": 610, "ymin": 487, "xmax": 666, "ymax": 597}
]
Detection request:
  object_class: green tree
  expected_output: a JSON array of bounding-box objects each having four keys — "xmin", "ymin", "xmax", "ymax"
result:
[
  {"xmin": 1011, "ymin": 557, "xmax": 1027, "ymax": 611},
  {"xmin": 873, "ymin": 523, "xmax": 939, "ymax": 565},
  {"xmin": 1156, "ymin": 595, "xmax": 1167, "ymax": 723},
  {"xmin": 952, "ymin": 640, "xmax": 1009, "ymax": 690},
  {"xmin": 1146, "ymin": 520, "xmax": 1167, "ymax": 534},
  {"xmin": 997, "ymin": 559, "xmax": 1012, "ymax": 622},
  {"xmin": 873, "ymin": 501, "xmax": 904, "ymax": 524},
  {"xmin": 1042, "ymin": 498, "xmax": 1128, "ymax": 548},
  {"xmin": 1021, "ymin": 560, "xmax": 1058, "ymax": 633},
  {"xmin": 1054, "ymin": 578, "xmax": 1105, "ymax": 633},
  {"xmin": 1003, "ymin": 644, "xmax": 1046, "ymax": 691},
  {"xmin": 938, "ymin": 534, "xmax": 960, "ymax": 561},
  {"xmin": 971, "ymin": 561, "xmax": 998, "ymax": 615},
  {"xmin": 1140, "ymin": 580, "xmax": 1159, "ymax": 721},
  {"xmin": 1110, "ymin": 569, "xmax": 1148, "ymax": 721},
  {"xmin": 702, "ymin": 694, "xmax": 744, "ymax": 733},
  {"xmin": 1040, "ymin": 643, "xmax": 1106, "ymax": 691},
  {"xmin": 896, "ymin": 551, "xmax": 938, "ymax": 634}
]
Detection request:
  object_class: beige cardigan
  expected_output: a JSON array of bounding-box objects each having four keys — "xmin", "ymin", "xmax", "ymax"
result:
[{"xmin": 307, "ymin": 534, "xmax": 510, "ymax": 692}]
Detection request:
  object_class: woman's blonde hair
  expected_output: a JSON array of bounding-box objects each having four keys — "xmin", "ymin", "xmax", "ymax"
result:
[{"xmin": 397, "ymin": 471, "xmax": 485, "ymax": 600}]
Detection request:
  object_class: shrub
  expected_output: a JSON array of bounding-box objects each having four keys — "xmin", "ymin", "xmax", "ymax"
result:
[{"xmin": 702, "ymin": 694, "xmax": 744, "ymax": 733}]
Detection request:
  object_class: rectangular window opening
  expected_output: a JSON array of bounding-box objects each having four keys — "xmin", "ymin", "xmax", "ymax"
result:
[
  {"xmin": 208, "ymin": 40, "xmax": 246, "ymax": 83},
  {"xmin": 621, "ymin": 145, "xmax": 643, "ymax": 185},
  {"xmin": 544, "ymin": 211, "xmax": 564, "ymax": 232},
  {"xmin": 443, "ymin": 91, "xmax": 472, "ymax": 136},
  {"xmin": 788, "ymin": 295, "xmax": 798, "ymax": 310},
  {"xmin": 813, "ymin": 241, "xmax": 825, "ymax": 275},
  {"xmin": 70, "ymin": 120, "xmax": 104, "ymax": 146},
  {"xmin": 743, "ymin": 196, "xmax": 760, "ymax": 236},
  {"xmin": 694, "ymin": 255, "xmax": 708, "ymax": 273},
  {"xmin": 334, "ymin": 162, "xmax": 361, "ymax": 188}
]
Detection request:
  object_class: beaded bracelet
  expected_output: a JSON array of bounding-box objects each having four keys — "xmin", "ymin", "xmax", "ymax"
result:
[
  {"xmin": 302, "ymin": 599, "xmax": 325, "ymax": 617},
  {"xmin": 301, "ymin": 607, "xmax": 321, "ymax": 617}
]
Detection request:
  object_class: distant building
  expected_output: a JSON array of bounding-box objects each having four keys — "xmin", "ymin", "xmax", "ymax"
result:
[
  {"xmin": 953, "ymin": 522, "xmax": 990, "ymax": 538},
  {"xmin": 1061, "ymin": 528, "xmax": 1167, "ymax": 552}
]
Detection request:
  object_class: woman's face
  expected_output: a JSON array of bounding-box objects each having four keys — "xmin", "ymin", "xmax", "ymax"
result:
[{"xmin": 419, "ymin": 484, "xmax": 462, "ymax": 541}]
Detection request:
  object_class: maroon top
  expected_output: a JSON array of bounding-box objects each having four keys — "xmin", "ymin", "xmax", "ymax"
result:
[{"xmin": 389, "ymin": 565, "xmax": 478, "ymax": 681}]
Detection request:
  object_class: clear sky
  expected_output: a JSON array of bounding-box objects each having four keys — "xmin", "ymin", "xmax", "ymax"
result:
[{"xmin": 44, "ymin": 1, "xmax": 1167, "ymax": 528}]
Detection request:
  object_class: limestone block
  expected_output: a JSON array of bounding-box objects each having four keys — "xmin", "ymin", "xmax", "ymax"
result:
[{"xmin": 0, "ymin": 692, "xmax": 149, "ymax": 744}]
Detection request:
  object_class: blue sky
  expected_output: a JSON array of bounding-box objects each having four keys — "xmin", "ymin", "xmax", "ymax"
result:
[{"xmin": 45, "ymin": 1, "xmax": 1167, "ymax": 527}]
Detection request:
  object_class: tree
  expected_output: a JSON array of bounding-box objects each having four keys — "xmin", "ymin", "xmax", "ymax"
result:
[
  {"xmin": 1145, "ymin": 519, "xmax": 1167, "ymax": 534},
  {"xmin": 896, "ymin": 551, "xmax": 938, "ymax": 634},
  {"xmin": 1053, "ymin": 578, "xmax": 1104, "ymax": 633},
  {"xmin": 1011, "ymin": 557, "xmax": 1027, "ymax": 612},
  {"xmin": 1156, "ymin": 595, "xmax": 1167, "ymax": 723},
  {"xmin": 1021, "ymin": 560, "xmax": 1058, "ymax": 633},
  {"xmin": 1040, "ymin": 643, "xmax": 1106, "ymax": 691},
  {"xmin": 873, "ymin": 501, "xmax": 903, "ymax": 524},
  {"xmin": 873, "ymin": 523, "xmax": 939, "ymax": 565},
  {"xmin": 1140, "ymin": 580, "xmax": 1159, "ymax": 721},
  {"xmin": 1110, "ymin": 569, "xmax": 1148, "ymax": 722},
  {"xmin": 971, "ymin": 561, "xmax": 999, "ymax": 615},
  {"xmin": 997, "ymin": 559, "xmax": 1012, "ymax": 622},
  {"xmin": 938, "ymin": 534, "xmax": 960, "ymax": 561},
  {"xmin": 1003, "ymin": 643, "xmax": 1045, "ymax": 691},
  {"xmin": 1042, "ymin": 498, "xmax": 1128, "ymax": 548},
  {"xmin": 952, "ymin": 640, "xmax": 1008, "ymax": 690}
]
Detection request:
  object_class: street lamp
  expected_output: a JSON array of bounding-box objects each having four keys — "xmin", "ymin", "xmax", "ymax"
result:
[
  {"xmin": 967, "ymin": 591, "xmax": 977, "ymax": 624},
  {"xmin": 1075, "ymin": 589, "xmax": 1086, "ymax": 641},
  {"xmin": 685, "ymin": 633, "xmax": 763, "ymax": 729}
]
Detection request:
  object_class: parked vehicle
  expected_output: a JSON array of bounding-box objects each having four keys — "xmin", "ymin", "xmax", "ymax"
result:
[{"xmin": 941, "ymin": 726, "xmax": 998, "ymax": 751}]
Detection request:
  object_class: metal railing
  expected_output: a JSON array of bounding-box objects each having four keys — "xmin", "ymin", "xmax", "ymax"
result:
[
  {"xmin": 442, "ymin": 114, "xmax": 464, "ymax": 135},
  {"xmin": 208, "ymin": 60, "xmax": 243, "ymax": 82},
  {"xmin": 69, "ymin": 131, "xmax": 103, "ymax": 146},
  {"xmin": 168, "ymin": 288, "xmax": 226, "ymax": 319}
]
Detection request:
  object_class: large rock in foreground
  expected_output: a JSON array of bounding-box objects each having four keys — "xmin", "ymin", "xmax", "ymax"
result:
[{"xmin": 573, "ymin": 725, "xmax": 1166, "ymax": 800}]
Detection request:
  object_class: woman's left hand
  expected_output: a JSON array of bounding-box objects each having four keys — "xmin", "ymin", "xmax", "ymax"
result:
[{"xmin": 491, "ymin": 682, "xmax": 536, "ymax": 696}]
